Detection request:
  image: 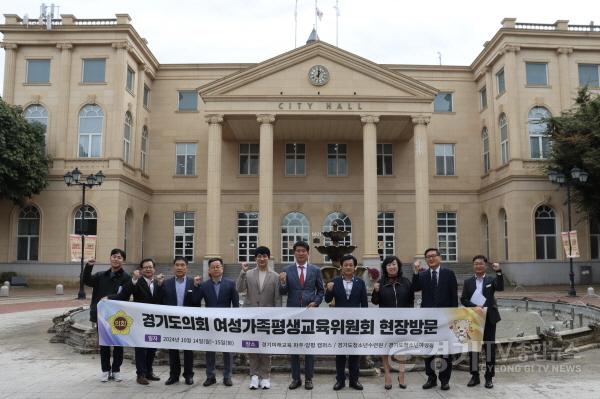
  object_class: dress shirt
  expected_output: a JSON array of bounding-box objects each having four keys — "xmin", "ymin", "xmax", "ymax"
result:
[
  {"xmin": 343, "ymin": 278, "xmax": 353, "ymax": 299},
  {"xmin": 175, "ymin": 277, "xmax": 186, "ymax": 306}
]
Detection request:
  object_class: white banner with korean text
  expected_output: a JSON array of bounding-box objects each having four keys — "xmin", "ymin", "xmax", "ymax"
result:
[{"xmin": 98, "ymin": 300, "xmax": 486, "ymax": 355}]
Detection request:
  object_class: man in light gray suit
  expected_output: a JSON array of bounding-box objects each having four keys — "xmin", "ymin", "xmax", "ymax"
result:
[
  {"xmin": 278, "ymin": 241, "xmax": 324, "ymax": 391},
  {"xmin": 236, "ymin": 246, "xmax": 281, "ymax": 390}
]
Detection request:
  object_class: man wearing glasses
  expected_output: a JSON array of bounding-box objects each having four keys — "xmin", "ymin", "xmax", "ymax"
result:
[{"xmin": 413, "ymin": 248, "xmax": 458, "ymax": 391}]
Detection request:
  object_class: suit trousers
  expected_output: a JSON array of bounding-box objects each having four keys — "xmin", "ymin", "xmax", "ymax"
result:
[
  {"xmin": 100, "ymin": 345, "xmax": 123, "ymax": 373},
  {"xmin": 335, "ymin": 355, "xmax": 359, "ymax": 384},
  {"xmin": 290, "ymin": 354, "xmax": 314, "ymax": 380},
  {"xmin": 168, "ymin": 349, "xmax": 194, "ymax": 379},
  {"xmin": 205, "ymin": 351, "xmax": 233, "ymax": 379},
  {"xmin": 469, "ymin": 320, "xmax": 497, "ymax": 378},
  {"xmin": 134, "ymin": 347, "xmax": 157, "ymax": 377},
  {"xmin": 248, "ymin": 353, "xmax": 271, "ymax": 379},
  {"xmin": 424, "ymin": 355, "xmax": 453, "ymax": 383}
]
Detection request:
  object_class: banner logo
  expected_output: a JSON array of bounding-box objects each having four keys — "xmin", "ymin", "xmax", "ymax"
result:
[
  {"xmin": 108, "ymin": 310, "xmax": 133, "ymax": 335},
  {"xmin": 449, "ymin": 319, "xmax": 472, "ymax": 343}
]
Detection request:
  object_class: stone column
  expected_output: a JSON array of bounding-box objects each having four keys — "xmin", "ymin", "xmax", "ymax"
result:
[
  {"xmin": 503, "ymin": 45, "xmax": 523, "ymax": 162},
  {"xmin": 361, "ymin": 115, "xmax": 380, "ymax": 265},
  {"xmin": 257, "ymin": 114, "xmax": 275, "ymax": 252},
  {"xmin": 1, "ymin": 43, "xmax": 18, "ymax": 104},
  {"xmin": 557, "ymin": 47, "xmax": 573, "ymax": 110},
  {"xmin": 205, "ymin": 114, "xmax": 224, "ymax": 261},
  {"xmin": 412, "ymin": 116, "xmax": 431, "ymax": 257},
  {"xmin": 55, "ymin": 42, "xmax": 73, "ymax": 161}
]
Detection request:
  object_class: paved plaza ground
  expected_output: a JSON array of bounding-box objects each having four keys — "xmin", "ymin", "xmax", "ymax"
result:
[{"xmin": 1, "ymin": 286, "xmax": 600, "ymax": 398}]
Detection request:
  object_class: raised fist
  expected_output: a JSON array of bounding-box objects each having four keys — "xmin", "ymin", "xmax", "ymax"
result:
[
  {"xmin": 279, "ymin": 272, "xmax": 287, "ymax": 285},
  {"xmin": 373, "ymin": 282, "xmax": 380, "ymax": 292},
  {"xmin": 132, "ymin": 269, "xmax": 141, "ymax": 279},
  {"xmin": 241, "ymin": 262, "xmax": 249, "ymax": 273},
  {"xmin": 86, "ymin": 258, "xmax": 96, "ymax": 267},
  {"xmin": 492, "ymin": 262, "xmax": 501, "ymax": 271},
  {"xmin": 155, "ymin": 273, "xmax": 165, "ymax": 286},
  {"xmin": 326, "ymin": 282, "xmax": 334, "ymax": 291},
  {"xmin": 413, "ymin": 260, "xmax": 422, "ymax": 274},
  {"xmin": 193, "ymin": 275, "xmax": 202, "ymax": 287}
]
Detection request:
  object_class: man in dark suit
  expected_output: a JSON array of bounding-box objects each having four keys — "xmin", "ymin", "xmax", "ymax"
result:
[
  {"xmin": 278, "ymin": 241, "xmax": 324, "ymax": 390},
  {"xmin": 111, "ymin": 258, "xmax": 164, "ymax": 385},
  {"xmin": 160, "ymin": 256, "xmax": 201, "ymax": 386},
  {"xmin": 196, "ymin": 257, "xmax": 239, "ymax": 387},
  {"xmin": 324, "ymin": 254, "xmax": 368, "ymax": 391},
  {"xmin": 412, "ymin": 247, "xmax": 458, "ymax": 391},
  {"xmin": 460, "ymin": 255, "xmax": 503, "ymax": 389}
]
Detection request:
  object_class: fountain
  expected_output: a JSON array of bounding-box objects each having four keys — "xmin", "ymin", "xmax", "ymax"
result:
[{"xmin": 315, "ymin": 221, "xmax": 366, "ymax": 283}]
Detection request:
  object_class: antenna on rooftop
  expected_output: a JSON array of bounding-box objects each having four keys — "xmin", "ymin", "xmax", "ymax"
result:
[
  {"xmin": 437, "ymin": 51, "xmax": 442, "ymax": 65},
  {"xmin": 38, "ymin": 3, "xmax": 59, "ymax": 30}
]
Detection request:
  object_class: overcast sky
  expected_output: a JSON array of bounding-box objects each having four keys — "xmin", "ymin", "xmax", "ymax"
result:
[{"xmin": 0, "ymin": 0, "xmax": 597, "ymax": 93}]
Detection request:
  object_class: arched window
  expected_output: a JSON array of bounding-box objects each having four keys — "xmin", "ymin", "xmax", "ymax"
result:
[
  {"xmin": 322, "ymin": 212, "xmax": 352, "ymax": 262},
  {"xmin": 528, "ymin": 106, "xmax": 551, "ymax": 159},
  {"xmin": 535, "ymin": 205, "xmax": 557, "ymax": 260},
  {"xmin": 482, "ymin": 214, "xmax": 490, "ymax": 259},
  {"xmin": 141, "ymin": 126, "xmax": 149, "ymax": 173},
  {"xmin": 17, "ymin": 206, "xmax": 40, "ymax": 261},
  {"xmin": 482, "ymin": 127, "xmax": 490, "ymax": 173},
  {"xmin": 24, "ymin": 104, "xmax": 48, "ymax": 147},
  {"xmin": 281, "ymin": 212, "xmax": 310, "ymax": 262},
  {"xmin": 590, "ymin": 217, "xmax": 600, "ymax": 260},
  {"xmin": 123, "ymin": 112, "xmax": 133, "ymax": 164},
  {"xmin": 499, "ymin": 113, "xmax": 509, "ymax": 165},
  {"xmin": 78, "ymin": 105, "xmax": 103, "ymax": 158},
  {"xmin": 73, "ymin": 205, "xmax": 98, "ymax": 236},
  {"xmin": 500, "ymin": 209, "xmax": 508, "ymax": 260}
]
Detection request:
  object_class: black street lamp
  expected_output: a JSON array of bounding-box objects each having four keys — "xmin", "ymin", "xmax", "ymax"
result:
[
  {"xmin": 548, "ymin": 167, "xmax": 589, "ymax": 297},
  {"xmin": 63, "ymin": 167, "xmax": 105, "ymax": 300}
]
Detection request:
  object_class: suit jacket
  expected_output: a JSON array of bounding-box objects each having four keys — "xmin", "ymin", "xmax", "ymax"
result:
[
  {"xmin": 279, "ymin": 263, "xmax": 324, "ymax": 307},
  {"xmin": 82, "ymin": 264, "xmax": 130, "ymax": 322},
  {"xmin": 160, "ymin": 276, "xmax": 196, "ymax": 307},
  {"xmin": 111, "ymin": 276, "xmax": 163, "ymax": 305},
  {"xmin": 236, "ymin": 268, "xmax": 282, "ymax": 307},
  {"xmin": 196, "ymin": 278, "xmax": 239, "ymax": 308},
  {"xmin": 412, "ymin": 267, "xmax": 458, "ymax": 308},
  {"xmin": 324, "ymin": 276, "xmax": 368, "ymax": 308},
  {"xmin": 460, "ymin": 273, "xmax": 504, "ymax": 324}
]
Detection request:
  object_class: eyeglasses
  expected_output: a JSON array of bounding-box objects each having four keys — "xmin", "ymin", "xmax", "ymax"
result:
[{"xmin": 425, "ymin": 254, "xmax": 439, "ymax": 259}]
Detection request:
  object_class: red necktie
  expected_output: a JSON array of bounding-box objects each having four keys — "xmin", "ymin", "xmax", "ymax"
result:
[{"xmin": 299, "ymin": 265, "xmax": 305, "ymax": 287}]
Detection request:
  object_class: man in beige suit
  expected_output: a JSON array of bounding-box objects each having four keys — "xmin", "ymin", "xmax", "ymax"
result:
[{"xmin": 237, "ymin": 246, "xmax": 281, "ymax": 390}]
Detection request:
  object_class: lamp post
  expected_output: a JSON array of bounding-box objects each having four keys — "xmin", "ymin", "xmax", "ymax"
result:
[
  {"xmin": 63, "ymin": 168, "xmax": 105, "ymax": 300},
  {"xmin": 548, "ymin": 167, "xmax": 589, "ymax": 297}
]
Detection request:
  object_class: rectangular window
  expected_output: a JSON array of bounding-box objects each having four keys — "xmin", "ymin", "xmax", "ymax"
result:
[
  {"xmin": 174, "ymin": 211, "xmax": 194, "ymax": 262},
  {"xmin": 327, "ymin": 143, "xmax": 347, "ymax": 176},
  {"xmin": 496, "ymin": 68, "xmax": 505, "ymax": 95},
  {"xmin": 239, "ymin": 143, "xmax": 259, "ymax": 175},
  {"xmin": 377, "ymin": 212, "xmax": 395, "ymax": 261},
  {"xmin": 434, "ymin": 143, "xmax": 455, "ymax": 176},
  {"xmin": 479, "ymin": 86, "xmax": 487, "ymax": 110},
  {"xmin": 499, "ymin": 116, "xmax": 509, "ymax": 165},
  {"xmin": 238, "ymin": 212, "xmax": 258, "ymax": 262},
  {"xmin": 178, "ymin": 90, "xmax": 198, "ymax": 111},
  {"xmin": 26, "ymin": 59, "xmax": 50, "ymax": 83},
  {"xmin": 437, "ymin": 212, "xmax": 457, "ymax": 262},
  {"xmin": 82, "ymin": 58, "xmax": 106, "ymax": 83},
  {"xmin": 126, "ymin": 66, "xmax": 135, "ymax": 92},
  {"xmin": 578, "ymin": 64, "xmax": 600, "ymax": 87},
  {"xmin": 143, "ymin": 85, "xmax": 151, "ymax": 108},
  {"xmin": 175, "ymin": 143, "xmax": 196, "ymax": 176},
  {"xmin": 526, "ymin": 62, "xmax": 548, "ymax": 85},
  {"xmin": 482, "ymin": 130, "xmax": 490, "ymax": 174},
  {"xmin": 434, "ymin": 92, "xmax": 453, "ymax": 112},
  {"xmin": 377, "ymin": 143, "xmax": 393, "ymax": 176},
  {"xmin": 285, "ymin": 143, "xmax": 306, "ymax": 176}
]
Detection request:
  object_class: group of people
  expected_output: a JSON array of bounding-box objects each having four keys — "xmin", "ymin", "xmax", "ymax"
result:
[{"xmin": 83, "ymin": 242, "xmax": 504, "ymax": 391}]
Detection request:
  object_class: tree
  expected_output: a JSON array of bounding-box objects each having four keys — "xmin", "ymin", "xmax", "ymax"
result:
[
  {"xmin": 546, "ymin": 88, "xmax": 600, "ymax": 219},
  {"xmin": 0, "ymin": 97, "xmax": 50, "ymax": 205}
]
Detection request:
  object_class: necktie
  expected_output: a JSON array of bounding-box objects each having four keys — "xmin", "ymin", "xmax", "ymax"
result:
[
  {"xmin": 299, "ymin": 265, "xmax": 305, "ymax": 287},
  {"xmin": 432, "ymin": 270, "xmax": 438, "ymax": 302}
]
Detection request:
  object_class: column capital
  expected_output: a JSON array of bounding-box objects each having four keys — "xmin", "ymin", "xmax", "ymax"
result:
[
  {"xmin": 411, "ymin": 115, "xmax": 431, "ymax": 126},
  {"xmin": 56, "ymin": 42, "xmax": 73, "ymax": 51},
  {"xmin": 0, "ymin": 42, "xmax": 18, "ymax": 50},
  {"xmin": 257, "ymin": 114, "xmax": 276, "ymax": 124},
  {"xmin": 556, "ymin": 47, "xmax": 573, "ymax": 55},
  {"xmin": 112, "ymin": 41, "xmax": 130, "ymax": 50},
  {"xmin": 360, "ymin": 115, "xmax": 380, "ymax": 124},
  {"xmin": 502, "ymin": 44, "xmax": 520, "ymax": 54},
  {"xmin": 205, "ymin": 114, "xmax": 224, "ymax": 124}
]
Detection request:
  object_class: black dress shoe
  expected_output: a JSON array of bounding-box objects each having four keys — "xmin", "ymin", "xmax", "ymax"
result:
[
  {"xmin": 441, "ymin": 382, "xmax": 450, "ymax": 390},
  {"xmin": 422, "ymin": 378, "xmax": 437, "ymax": 389},
  {"xmin": 147, "ymin": 374, "xmax": 160, "ymax": 381},
  {"xmin": 185, "ymin": 377, "xmax": 194, "ymax": 385},
  {"xmin": 165, "ymin": 377, "xmax": 179, "ymax": 385},
  {"xmin": 349, "ymin": 381, "xmax": 363, "ymax": 390},
  {"xmin": 203, "ymin": 377, "xmax": 216, "ymax": 387},
  {"xmin": 467, "ymin": 375, "xmax": 480, "ymax": 387},
  {"xmin": 288, "ymin": 379, "xmax": 302, "ymax": 390},
  {"xmin": 223, "ymin": 377, "xmax": 233, "ymax": 387},
  {"xmin": 333, "ymin": 381, "xmax": 344, "ymax": 391},
  {"xmin": 485, "ymin": 378, "xmax": 494, "ymax": 389},
  {"xmin": 304, "ymin": 379, "xmax": 313, "ymax": 390}
]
